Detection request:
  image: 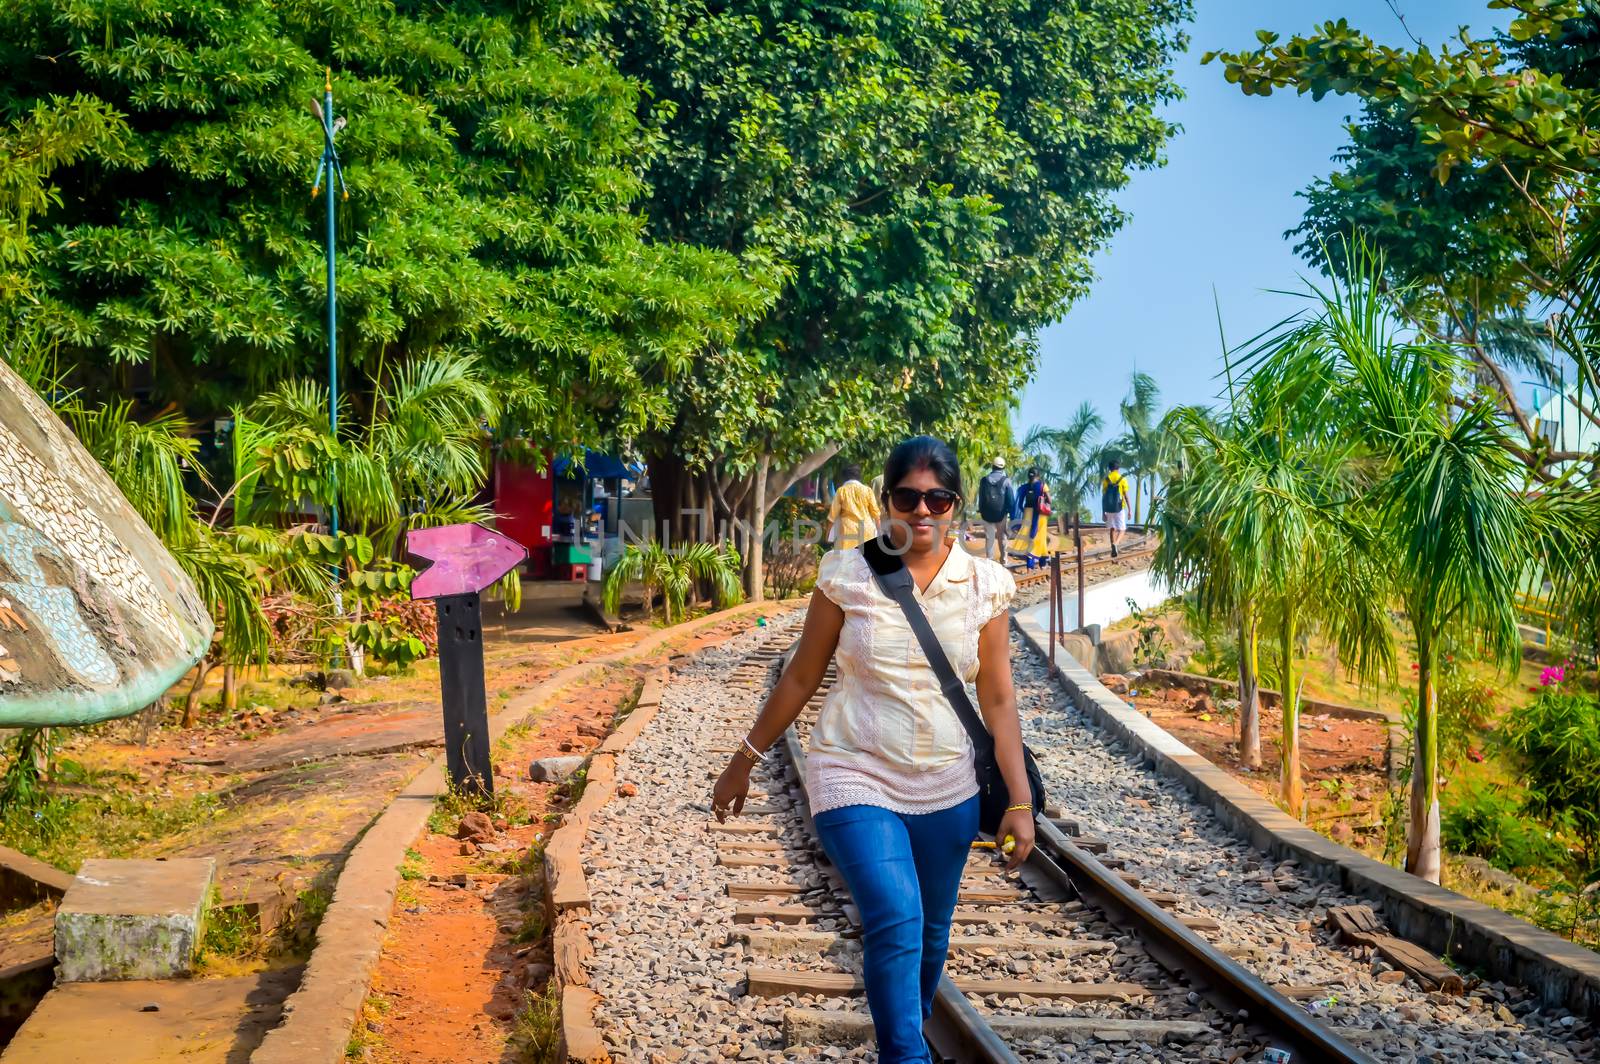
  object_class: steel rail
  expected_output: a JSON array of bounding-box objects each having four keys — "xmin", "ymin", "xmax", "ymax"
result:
[{"xmin": 1030, "ymin": 818, "xmax": 1375, "ymax": 1064}]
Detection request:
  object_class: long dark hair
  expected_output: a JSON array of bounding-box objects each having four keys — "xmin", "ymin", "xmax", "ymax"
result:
[{"xmin": 881, "ymin": 436, "xmax": 963, "ymax": 503}]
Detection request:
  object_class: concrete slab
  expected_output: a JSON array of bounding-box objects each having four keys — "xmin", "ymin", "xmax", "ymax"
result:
[
  {"xmin": 55, "ymin": 858, "xmax": 215, "ymax": 982},
  {"xmin": 1, "ymin": 966, "xmax": 301, "ymax": 1063},
  {"xmin": 201, "ymin": 704, "xmax": 441, "ymax": 774}
]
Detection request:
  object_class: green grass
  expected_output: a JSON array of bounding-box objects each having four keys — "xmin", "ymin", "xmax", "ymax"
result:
[
  {"xmin": 200, "ymin": 887, "xmax": 264, "ymax": 963},
  {"xmin": 345, "ymin": 993, "xmax": 391, "ymax": 1060},
  {"xmin": 0, "ymin": 777, "xmax": 230, "ymax": 872},
  {"xmin": 510, "ymin": 985, "xmax": 562, "ymax": 1063},
  {"xmin": 510, "ymin": 834, "xmax": 548, "ymax": 944}
]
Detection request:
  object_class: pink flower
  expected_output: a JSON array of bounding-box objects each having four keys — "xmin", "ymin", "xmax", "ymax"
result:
[{"xmin": 1539, "ymin": 665, "xmax": 1566, "ymax": 687}]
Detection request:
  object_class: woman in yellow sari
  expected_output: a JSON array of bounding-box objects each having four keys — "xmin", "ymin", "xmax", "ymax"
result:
[
  {"xmin": 1011, "ymin": 468, "xmax": 1051, "ymax": 568},
  {"xmin": 828, "ymin": 464, "xmax": 880, "ymax": 550}
]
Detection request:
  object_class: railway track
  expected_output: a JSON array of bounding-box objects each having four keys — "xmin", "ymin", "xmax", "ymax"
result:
[
  {"xmin": 582, "ymin": 600, "xmax": 1591, "ymax": 1062},
  {"xmin": 1009, "ymin": 528, "xmax": 1155, "ymax": 599},
  {"xmin": 700, "ymin": 634, "xmax": 1373, "ymax": 1062}
]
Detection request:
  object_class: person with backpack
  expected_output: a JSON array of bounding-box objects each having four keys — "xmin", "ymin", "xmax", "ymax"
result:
[
  {"xmin": 975, "ymin": 458, "xmax": 1014, "ymax": 562},
  {"xmin": 1010, "ymin": 468, "xmax": 1051, "ymax": 569},
  {"xmin": 1101, "ymin": 460, "xmax": 1130, "ymax": 557}
]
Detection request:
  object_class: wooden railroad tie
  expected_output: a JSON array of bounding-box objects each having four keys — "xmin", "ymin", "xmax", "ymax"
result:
[
  {"xmin": 747, "ymin": 967, "xmax": 1148, "ymax": 1001},
  {"xmin": 728, "ymin": 883, "xmax": 807, "ymax": 900},
  {"xmin": 1326, "ymin": 904, "xmax": 1464, "ymax": 995},
  {"xmin": 704, "ymin": 821, "xmax": 780, "ymax": 837},
  {"xmin": 783, "ymin": 1008, "xmax": 1213, "ymax": 1048},
  {"xmin": 733, "ymin": 903, "xmax": 1079, "ymax": 929},
  {"xmin": 735, "ymin": 929, "xmax": 1116, "ymax": 959}
]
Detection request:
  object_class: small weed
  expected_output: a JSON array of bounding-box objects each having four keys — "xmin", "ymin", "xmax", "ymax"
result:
[
  {"xmin": 508, "ymin": 835, "xmax": 549, "ymax": 942},
  {"xmin": 495, "ymin": 721, "xmax": 534, "ymax": 757},
  {"xmin": 277, "ymin": 880, "xmax": 335, "ymax": 958},
  {"xmin": 514, "ymin": 904, "xmax": 548, "ymax": 946},
  {"xmin": 399, "ymin": 848, "xmax": 427, "ymax": 881},
  {"xmin": 1379, "ymin": 788, "xmax": 1409, "ymax": 867},
  {"xmin": 428, "ymin": 781, "xmax": 536, "ymax": 836},
  {"xmin": 510, "ymin": 984, "xmax": 562, "ymax": 1063},
  {"xmin": 346, "ymin": 993, "xmax": 390, "ymax": 1060},
  {"xmin": 200, "ymin": 887, "xmax": 263, "ymax": 962},
  {"xmin": 1317, "ymin": 777, "xmax": 1349, "ymax": 802},
  {"xmin": 563, "ymin": 768, "xmax": 589, "ymax": 807}
]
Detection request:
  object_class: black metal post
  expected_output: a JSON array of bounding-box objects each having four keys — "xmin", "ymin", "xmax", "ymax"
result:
[{"xmin": 434, "ymin": 592, "xmax": 494, "ymax": 798}]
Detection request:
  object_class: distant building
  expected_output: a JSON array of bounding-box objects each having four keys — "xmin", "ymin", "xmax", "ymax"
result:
[{"xmin": 1533, "ymin": 386, "xmax": 1600, "ymax": 465}]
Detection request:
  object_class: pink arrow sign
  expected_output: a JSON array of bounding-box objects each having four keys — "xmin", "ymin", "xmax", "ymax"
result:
[{"xmin": 406, "ymin": 523, "xmax": 528, "ymax": 600}]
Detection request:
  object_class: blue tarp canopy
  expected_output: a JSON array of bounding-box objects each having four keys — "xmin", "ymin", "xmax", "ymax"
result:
[{"xmin": 553, "ymin": 450, "xmax": 640, "ymax": 480}]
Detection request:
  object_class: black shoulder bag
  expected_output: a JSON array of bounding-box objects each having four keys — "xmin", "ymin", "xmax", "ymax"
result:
[{"xmin": 861, "ymin": 537, "xmax": 1046, "ymax": 836}]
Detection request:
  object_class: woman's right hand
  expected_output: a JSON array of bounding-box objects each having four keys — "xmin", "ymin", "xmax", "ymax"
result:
[{"xmin": 712, "ymin": 760, "xmax": 752, "ymax": 822}]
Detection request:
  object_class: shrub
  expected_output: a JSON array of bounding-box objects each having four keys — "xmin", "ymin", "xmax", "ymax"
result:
[
  {"xmin": 766, "ymin": 496, "xmax": 829, "ymax": 538},
  {"xmin": 1435, "ymin": 668, "xmax": 1498, "ymax": 767},
  {"xmin": 1501, "ymin": 687, "xmax": 1600, "ymax": 876},
  {"xmin": 1442, "ymin": 783, "xmax": 1569, "ymax": 874},
  {"xmin": 1125, "ymin": 599, "xmax": 1172, "ymax": 669},
  {"xmin": 768, "ymin": 540, "xmax": 821, "ymax": 600}
]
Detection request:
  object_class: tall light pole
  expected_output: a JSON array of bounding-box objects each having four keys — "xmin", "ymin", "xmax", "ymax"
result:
[{"xmin": 310, "ymin": 68, "xmax": 347, "ymax": 538}]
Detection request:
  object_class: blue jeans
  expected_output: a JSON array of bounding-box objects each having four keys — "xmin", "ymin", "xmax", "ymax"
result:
[{"xmin": 812, "ymin": 797, "xmax": 979, "ymax": 1063}]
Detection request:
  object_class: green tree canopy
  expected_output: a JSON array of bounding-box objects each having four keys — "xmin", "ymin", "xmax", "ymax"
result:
[
  {"xmin": 0, "ymin": 0, "xmax": 769, "ymax": 447},
  {"xmin": 610, "ymin": 0, "xmax": 1191, "ymax": 510},
  {"xmin": 1211, "ymin": 3, "xmax": 1600, "ymax": 479}
]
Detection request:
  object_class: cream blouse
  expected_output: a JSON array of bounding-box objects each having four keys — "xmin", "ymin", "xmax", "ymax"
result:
[{"xmin": 806, "ymin": 541, "xmax": 1016, "ymax": 815}]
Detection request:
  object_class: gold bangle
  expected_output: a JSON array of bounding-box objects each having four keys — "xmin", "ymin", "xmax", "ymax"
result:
[{"xmin": 1004, "ymin": 803, "xmax": 1033, "ymax": 813}]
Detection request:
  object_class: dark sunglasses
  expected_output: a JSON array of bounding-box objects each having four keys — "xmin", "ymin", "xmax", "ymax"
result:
[{"xmin": 887, "ymin": 487, "xmax": 960, "ymax": 515}]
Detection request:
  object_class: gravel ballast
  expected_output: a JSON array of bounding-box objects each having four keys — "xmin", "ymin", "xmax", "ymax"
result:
[{"xmin": 580, "ymin": 610, "xmax": 1596, "ymax": 1062}]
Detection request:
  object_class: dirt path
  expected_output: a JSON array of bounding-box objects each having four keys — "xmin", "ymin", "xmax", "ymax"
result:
[{"xmin": 356, "ymin": 608, "xmax": 797, "ymax": 1063}]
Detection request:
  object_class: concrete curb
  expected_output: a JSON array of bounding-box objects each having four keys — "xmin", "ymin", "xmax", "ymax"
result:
[
  {"xmin": 250, "ymin": 599, "xmax": 790, "ymax": 1064},
  {"xmin": 0, "ymin": 845, "xmax": 75, "ymax": 907},
  {"xmin": 1013, "ymin": 611, "xmax": 1600, "ymax": 1021},
  {"xmin": 545, "ymin": 668, "xmax": 667, "ymax": 1062}
]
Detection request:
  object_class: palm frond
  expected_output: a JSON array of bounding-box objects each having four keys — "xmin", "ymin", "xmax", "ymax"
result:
[
  {"xmin": 64, "ymin": 400, "xmax": 200, "ymax": 546},
  {"xmin": 168, "ymin": 522, "xmax": 272, "ymax": 666}
]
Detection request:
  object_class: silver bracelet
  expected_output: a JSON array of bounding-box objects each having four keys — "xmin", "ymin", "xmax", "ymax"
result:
[{"xmin": 742, "ymin": 737, "xmax": 768, "ymax": 762}]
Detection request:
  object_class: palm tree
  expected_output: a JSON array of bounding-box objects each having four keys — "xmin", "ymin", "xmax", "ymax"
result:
[
  {"xmin": 1156, "ymin": 387, "xmax": 1390, "ymax": 809},
  {"xmin": 1156, "ymin": 411, "xmax": 1267, "ymax": 769},
  {"xmin": 56, "ymin": 396, "xmax": 274, "ymax": 722},
  {"xmin": 1116, "ymin": 372, "xmax": 1163, "ymax": 524},
  {"xmin": 241, "ymin": 354, "xmax": 500, "ymax": 556},
  {"xmin": 1246, "ymin": 245, "xmax": 1550, "ymax": 882},
  {"xmin": 1021, "ymin": 402, "xmax": 1104, "ymax": 521},
  {"xmin": 602, "ymin": 540, "xmax": 743, "ymax": 624}
]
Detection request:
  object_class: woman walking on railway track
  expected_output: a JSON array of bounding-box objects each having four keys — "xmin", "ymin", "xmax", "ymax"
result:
[
  {"xmin": 1012, "ymin": 467, "xmax": 1052, "ymax": 569},
  {"xmin": 713, "ymin": 436, "xmax": 1037, "ymax": 1063}
]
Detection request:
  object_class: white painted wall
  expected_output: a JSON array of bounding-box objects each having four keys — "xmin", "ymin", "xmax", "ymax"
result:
[{"xmin": 1016, "ymin": 567, "xmax": 1172, "ymax": 635}]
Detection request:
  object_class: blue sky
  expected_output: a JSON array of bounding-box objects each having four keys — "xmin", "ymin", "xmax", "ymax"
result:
[{"xmin": 1014, "ymin": 0, "xmax": 1503, "ymax": 442}]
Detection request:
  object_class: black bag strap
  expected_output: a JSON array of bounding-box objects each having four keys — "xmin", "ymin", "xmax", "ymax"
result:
[{"xmin": 861, "ymin": 537, "xmax": 995, "ymax": 757}]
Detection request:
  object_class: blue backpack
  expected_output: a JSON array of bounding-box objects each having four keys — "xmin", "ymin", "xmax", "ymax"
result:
[{"xmin": 1101, "ymin": 473, "xmax": 1125, "ymax": 514}]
